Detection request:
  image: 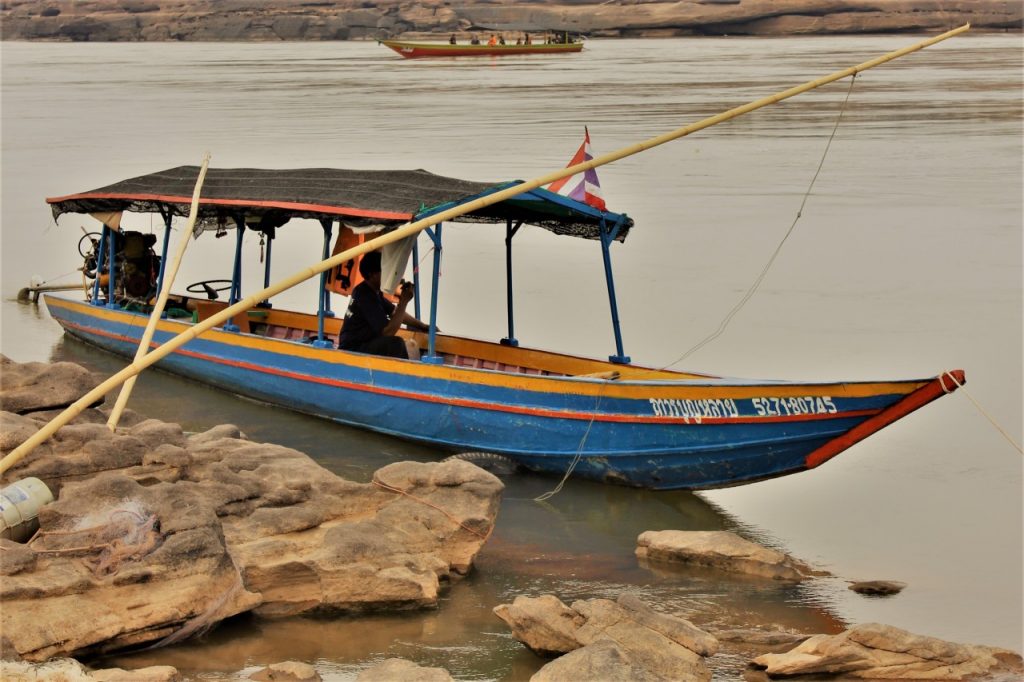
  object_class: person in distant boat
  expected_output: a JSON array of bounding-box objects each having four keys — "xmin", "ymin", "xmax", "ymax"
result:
[
  {"xmin": 524, "ymin": 33, "xmax": 532, "ymax": 45},
  {"xmin": 499, "ymin": 35, "xmax": 506, "ymax": 45},
  {"xmin": 488, "ymin": 34, "xmax": 498, "ymax": 46},
  {"xmin": 515, "ymin": 37, "xmax": 522, "ymax": 45},
  {"xmin": 337, "ymin": 251, "xmax": 429, "ymax": 360},
  {"xmin": 449, "ymin": 33, "xmax": 457, "ymax": 45},
  {"xmin": 470, "ymin": 34, "xmax": 480, "ymax": 45}
]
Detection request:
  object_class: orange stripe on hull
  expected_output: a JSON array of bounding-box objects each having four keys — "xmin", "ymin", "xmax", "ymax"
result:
[{"xmin": 59, "ymin": 318, "xmax": 881, "ymax": 427}]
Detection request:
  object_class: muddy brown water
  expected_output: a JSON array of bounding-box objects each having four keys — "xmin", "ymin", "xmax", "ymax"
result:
[{"xmin": 1, "ymin": 35, "xmax": 1021, "ymax": 679}]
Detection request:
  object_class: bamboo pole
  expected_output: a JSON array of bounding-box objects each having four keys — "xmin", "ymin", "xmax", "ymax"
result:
[
  {"xmin": 0, "ymin": 24, "xmax": 969, "ymax": 476},
  {"xmin": 105, "ymin": 154, "xmax": 211, "ymax": 432}
]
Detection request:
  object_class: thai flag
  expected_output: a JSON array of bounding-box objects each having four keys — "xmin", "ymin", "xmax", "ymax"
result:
[{"xmin": 548, "ymin": 126, "xmax": 607, "ymax": 211}]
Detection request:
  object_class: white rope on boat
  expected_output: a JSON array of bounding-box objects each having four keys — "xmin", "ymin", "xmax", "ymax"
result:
[
  {"xmin": 665, "ymin": 74, "xmax": 859, "ymax": 369},
  {"xmin": 940, "ymin": 370, "xmax": 1023, "ymax": 454},
  {"xmin": 534, "ymin": 390, "xmax": 605, "ymax": 502}
]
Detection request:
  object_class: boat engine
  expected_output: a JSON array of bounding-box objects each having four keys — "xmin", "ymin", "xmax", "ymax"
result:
[{"xmin": 83, "ymin": 231, "xmax": 161, "ymax": 305}]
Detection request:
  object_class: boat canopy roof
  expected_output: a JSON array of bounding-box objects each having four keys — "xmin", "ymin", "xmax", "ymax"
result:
[
  {"xmin": 47, "ymin": 166, "xmax": 633, "ymax": 242},
  {"xmin": 471, "ymin": 22, "xmax": 584, "ymax": 34}
]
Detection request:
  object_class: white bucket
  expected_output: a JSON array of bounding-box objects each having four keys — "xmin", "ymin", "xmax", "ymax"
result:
[{"xmin": 0, "ymin": 477, "xmax": 54, "ymax": 543}]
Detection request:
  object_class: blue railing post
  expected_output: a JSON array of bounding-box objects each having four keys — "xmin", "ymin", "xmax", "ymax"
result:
[
  {"xmin": 105, "ymin": 228, "xmax": 119, "ymax": 309},
  {"xmin": 312, "ymin": 219, "xmax": 334, "ymax": 348},
  {"xmin": 91, "ymin": 225, "xmax": 108, "ymax": 306},
  {"xmin": 411, "ymin": 234, "xmax": 421, "ymax": 320},
  {"xmin": 156, "ymin": 211, "xmax": 173, "ymax": 317},
  {"xmin": 423, "ymin": 223, "xmax": 444, "ymax": 364},
  {"xmin": 501, "ymin": 219, "xmax": 522, "ymax": 347},
  {"xmin": 224, "ymin": 216, "xmax": 245, "ymax": 332},
  {"xmin": 259, "ymin": 227, "xmax": 274, "ymax": 308},
  {"xmin": 322, "ymin": 222, "xmax": 334, "ymax": 318},
  {"xmin": 599, "ymin": 217, "xmax": 630, "ymax": 364}
]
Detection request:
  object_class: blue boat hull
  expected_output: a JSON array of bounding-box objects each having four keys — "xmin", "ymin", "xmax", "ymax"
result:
[{"xmin": 45, "ymin": 295, "xmax": 960, "ymax": 490}]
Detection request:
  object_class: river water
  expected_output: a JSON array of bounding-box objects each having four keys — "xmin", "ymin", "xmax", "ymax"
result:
[{"xmin": 1, "ymin": 35, "xmax": 1021, "ymax": 679}]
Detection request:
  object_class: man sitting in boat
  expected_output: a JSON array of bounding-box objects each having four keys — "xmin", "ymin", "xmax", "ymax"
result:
[
  {"xmin": 337, "ymin": 251, "xmax": 429, "ymax": 360},
  {"xmin": 449, "ymin": 34, "xmax": 457, "ymax": 45},
  {"xmin": 488, "ymin": 34, "xmax": 498, "ymax": 46}
]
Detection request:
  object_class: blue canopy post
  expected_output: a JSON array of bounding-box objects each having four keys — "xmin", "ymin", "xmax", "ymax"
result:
[
  {"xmin": 155, "ymin": 209, "xmax": 173, "ymax": 317},
  {"xmin": 501, "ymin": 219, "xmax": 523, "ymax": 347},
  {"xmin": 599, "ymin": 215, "xmax": 630, "ymax": 364},
  {"xmin": 258, "ymin": 226, "xmax": 274, "ymax": 309},
  {"xmin": 423, "ymin": 223, "xmax": 444, "ymax": 364},
  {"xmin": 105, "ymin": 228, "xmax": 118, "ymax": 310},
  {"xmin": 312, "ymin": 219, "xmax": 334, "ymax": 348},
  {"xmin": 224, "ymin": 216, "xmax": 245, "ymax": 332},
  {"xmin": 411, "ymin": 235, "xmax": 422, "ymax": 320},
  {"xmin": 91, "ymin": 225, "xmax": 108, "ymax": 306}
]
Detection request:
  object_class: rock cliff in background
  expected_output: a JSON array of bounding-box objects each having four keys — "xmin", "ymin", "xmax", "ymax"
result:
[
  {"xmin": 0, "ymin": 356, "xmax": 503, "ymax": 662},
  {"xmin": 1, "ymin": 0, "xmax": 1020, "ymax": 41}
]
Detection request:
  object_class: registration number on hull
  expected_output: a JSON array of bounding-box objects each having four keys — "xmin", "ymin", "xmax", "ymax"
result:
[{"xmin": 648, "ymin": 396, "xmax": 837, "ymax": 423}]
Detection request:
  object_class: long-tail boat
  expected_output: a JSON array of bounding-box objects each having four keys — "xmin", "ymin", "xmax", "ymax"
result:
[
  {"xmin": 42, "ymin": 165, "xmax": 964, "ymax": 490},
  {"xmin": 379, "ymin": 38, "xmax": 583, "ymax": 59}
]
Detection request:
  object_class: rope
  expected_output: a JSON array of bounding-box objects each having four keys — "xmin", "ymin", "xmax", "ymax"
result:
[
  {"xmin": 146, "ymin": 574, "xmax": 245, "ymax": 649},
  {"xmin": 372, "ymin": 478, "xmax": 491, "ymax": 540},
  {"xmin": 664, "ymin": 74, "xmax": 858, "ymax": 369},
  {"xmin": 941, "ymin": 370, "xmax": 1023, "ymax": 454},
  {"xmin": 36, "ymin": 268, "xmax": 84, "ymax": 286},
  {"xmin": 534, "ymin": 390, "xmax": 605, "ymax": 502}
]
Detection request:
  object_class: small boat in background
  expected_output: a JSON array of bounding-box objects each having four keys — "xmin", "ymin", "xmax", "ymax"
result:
[{"xmin": 379, "ymin": 37, "xmax": 583, "ymax": 59}]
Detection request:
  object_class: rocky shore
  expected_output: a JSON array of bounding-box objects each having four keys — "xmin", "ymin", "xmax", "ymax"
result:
[
  {"xmin": 1, "ymin": 0, "xmax": 1020, "ymax": 42},
  {"xmin": 0, "ymin": 356, "xmax": 503, "ymax": 663},
  {"xmin": 1, "ymin": 355, "xmax": 1021, "ymax": 680}
]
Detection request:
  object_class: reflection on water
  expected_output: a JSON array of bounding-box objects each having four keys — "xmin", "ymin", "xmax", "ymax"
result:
[{"xmin": 2, "ymin": 33, "xmax": 1021, "ymax": 679}]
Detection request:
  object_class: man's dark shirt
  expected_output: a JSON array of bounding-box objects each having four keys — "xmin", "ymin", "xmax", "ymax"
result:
[{"xmin": 338, "ymin": 282, "xmax": 395, "ymax": 350}]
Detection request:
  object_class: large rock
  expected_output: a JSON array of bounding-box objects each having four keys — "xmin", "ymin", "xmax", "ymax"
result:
[
  {"xmin": 0, "ymin": 355, "xmax": 101, "ymax": 414},
  {"xmin": 636, "ymin": 530, "xmax": 826, "ymax": 581},
  {"xmin": 1, "ymin": 472, "xmax": 262, "ymax": 661},
  {"xmin": 249, "ymin": 660, "xmax": 321, "ymax": 681},
  {"xmin": 0, "ymin": 658, "xmax": 180, "ymax": 681},
  {"xmin": 752, "ymin": 622, "xmax": 1024, "ymax": 679},
  {"xmin": 493, "ymin": 595, "xmax": 584, "ymax": 656},
  {"xmin": 849, "ymin": 579, "xmax": 907, "ymax": 595},
  {"xmin": 90, "ymin": 665, "xmax": 181, "ymax": 681},
  {"xmin": 494, "ymin": 593, "xmax": 715, "ymax": 680},
  {"xmin": 530, "ymin": 638, "xmax": 660, "ymax": 682},
  {"xmin": 0, "ymin": 359, "xmax": 503, "ymax": 661},
  {"xmin": 356, "ymin": 658, "xmax": 454, "ymax": 681}
]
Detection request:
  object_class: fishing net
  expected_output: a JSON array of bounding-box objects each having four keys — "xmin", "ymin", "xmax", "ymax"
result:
[{"xmin": 30, "ymin": 501, "xmax": 162, "ymax": 578}]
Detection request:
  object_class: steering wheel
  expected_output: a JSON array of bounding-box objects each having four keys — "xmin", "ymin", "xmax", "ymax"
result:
[
  {"xmin": 78, "ymin": 232, "xmax": 102, "ymax": 259},
  {"xmin": 186, "ymin": 279, "xmax": 234, "ymax": 301}
]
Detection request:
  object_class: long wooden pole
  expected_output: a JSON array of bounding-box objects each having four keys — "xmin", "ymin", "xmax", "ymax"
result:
[
  {"xmin": 0, "ymin": 24, "xmax": 969, "ymax": 476},
  {"xmin": 105, "ymin": 154, "xmax": 211, "ymax": 431}
]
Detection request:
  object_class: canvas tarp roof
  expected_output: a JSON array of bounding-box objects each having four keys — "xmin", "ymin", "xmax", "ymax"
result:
[{"xmin": 47, "ymin": 166, "xmax": 632, "ymax": 242}]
